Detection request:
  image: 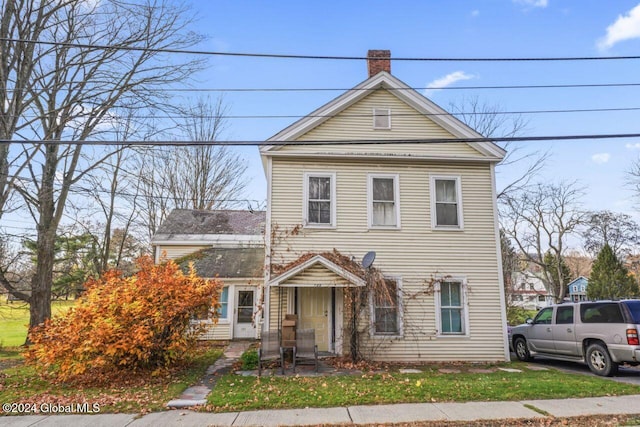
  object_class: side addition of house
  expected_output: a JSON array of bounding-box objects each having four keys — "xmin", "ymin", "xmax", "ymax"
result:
[
  {"xmin": 151, "ymin": 209, "xmax": 265, "ymax": 340},
  {"xmin": 260, "ymin": 50, "xmax": 509, "ymax": 362}
]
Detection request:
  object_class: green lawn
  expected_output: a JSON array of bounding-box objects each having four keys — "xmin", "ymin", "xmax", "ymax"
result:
[
  {"xmin": 207, "ymin": 362, "xmax": 640, "ymax": 412},
  {"xmin": 0, "ymin": 346, "xmax": 223, "ymax": 414},
  {"xmin": 0, "ymin": 300, "xmax": 75, "ymax": 347}
]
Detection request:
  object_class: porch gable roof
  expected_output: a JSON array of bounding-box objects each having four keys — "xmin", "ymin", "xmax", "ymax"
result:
[{"xmin": 268, "ymin": 254, "xmax": 366, "ymax": 288}]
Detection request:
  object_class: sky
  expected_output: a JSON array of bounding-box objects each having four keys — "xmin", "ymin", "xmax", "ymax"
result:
[{"xmin": 183, "ymin": 1, "xmax": 640, "ymax": 223}]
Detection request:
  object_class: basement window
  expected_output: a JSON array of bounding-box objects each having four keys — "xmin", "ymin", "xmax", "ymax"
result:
[{"xmin": 373, "ymin": 108, "xmax": 391, "ymax": 129}]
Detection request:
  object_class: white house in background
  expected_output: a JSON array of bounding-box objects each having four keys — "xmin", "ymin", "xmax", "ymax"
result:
[{"xmin": 510, "ymin": 272, "xmax": 552, "ymax": 311}]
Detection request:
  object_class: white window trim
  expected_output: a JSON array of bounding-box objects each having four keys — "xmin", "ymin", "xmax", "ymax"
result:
[
  {"xmin": 430, "ymin": 175, "xmax": 464, "ymax": 230},
  {"xmin": 367, "ymin": 173, "xmax": 401, "ymax": 229},
  {"xmin": 434, "ymin": 277, "xmax": 470, "ymax": 338},
  {"xmin": 372, "ymin": 108, "xmax": 391, "ymax": 129},
  {"xmin": 370, "ymin": 275, "xmax": 403, "ymax": 338},
  {"xmin": 216, "ymin": 285, "xmax": 231, "ymax": 324},
  {"xmin": 303, "ymin": 171, "xmax": 337, "ymax": 228}
]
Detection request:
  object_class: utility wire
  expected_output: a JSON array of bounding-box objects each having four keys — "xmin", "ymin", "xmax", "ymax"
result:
[
  {"xmin": 10, "ymin": 106, "xmax": 640, "ymax": 121},
  {"xmin": 5, "ymin": 82, "xmax": 640, "ymax": 92},
  {"xmin": 3, "ymin": 133, "xmax": 640, "ymax": 146},
  {"xmin": 68, "ymin": 187, "xmax": 265, "ymax": 203},
  {"xmin": 3, "ymin": 38, "xmax": 640, "ymax": 62}
]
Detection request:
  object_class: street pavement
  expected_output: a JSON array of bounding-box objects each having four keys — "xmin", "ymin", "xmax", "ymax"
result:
[{"xmin": 2, "ymin": 395, "xmax": 640, "ymax": 426}]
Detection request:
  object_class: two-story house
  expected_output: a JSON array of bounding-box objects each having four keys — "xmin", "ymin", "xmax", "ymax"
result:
[
  {"xmin": 259, "ymin": 50, "xmax": 509, "ymax": 362},
  {"xmin": 567, "ymin": 276, "xmax": 589, "ymax": 302}
]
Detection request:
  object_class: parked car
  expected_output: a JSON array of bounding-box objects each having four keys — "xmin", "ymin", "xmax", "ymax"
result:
[{"xmin": 510, "ymin": 300, "xmax": 640, "ymax": 376}]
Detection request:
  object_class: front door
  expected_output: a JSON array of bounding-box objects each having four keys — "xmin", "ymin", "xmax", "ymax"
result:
[
  {"xmin": 233, "ymin": 288, "xmax": 256, "ymax": 339},
  {"xmin": 298, "ymin": 287, "xmax": 331, "ymax": 352}
]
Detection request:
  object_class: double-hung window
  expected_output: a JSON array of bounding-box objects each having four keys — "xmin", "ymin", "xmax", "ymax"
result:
[
  {"xmin": 304, "ymin": 172, "xmax": 336, "ymax": 227},
  {"xmin": 372, "ymin": 278, "xmax": 402, "ymax": 336},
  {"xmin": 436, "ymin": 279, "xmax": 467, "ymax": 335},
  {"xmin": 368, "ymin": 174, "xmax": 400, "ymax": 228},
  {"xmin": 431, "ymin": 176, "xmax": 463, "ymax": 229}
]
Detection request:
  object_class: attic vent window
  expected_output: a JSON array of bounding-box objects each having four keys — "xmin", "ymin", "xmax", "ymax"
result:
[{"xmin": 373, "ymin": 108, "xmax": 391, "ymax": 129}]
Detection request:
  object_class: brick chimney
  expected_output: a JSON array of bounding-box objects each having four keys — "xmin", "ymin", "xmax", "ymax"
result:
[{"xmin": 367, "ymin": 50, "xmax": 391, "ymax": 77}]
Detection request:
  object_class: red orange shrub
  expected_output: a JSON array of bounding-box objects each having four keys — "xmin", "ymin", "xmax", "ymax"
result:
[{"xmin": 25, "ymin": 256, "xmax": 220, "ymax": 381}]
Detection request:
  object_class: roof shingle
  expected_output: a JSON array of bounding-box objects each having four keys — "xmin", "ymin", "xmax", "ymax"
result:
[{"xmin": 154, "ymin": 209, "xmax": 265, "ymax": 236}]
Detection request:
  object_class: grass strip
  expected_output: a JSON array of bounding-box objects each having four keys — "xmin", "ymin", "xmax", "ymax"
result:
[
  {"xmin": 0, "ymin": 346, "xmax": 222, "ymax": 414},
  {"xmin": 207, "ymin": 364, "xmax": 640, "ymax": 412}
]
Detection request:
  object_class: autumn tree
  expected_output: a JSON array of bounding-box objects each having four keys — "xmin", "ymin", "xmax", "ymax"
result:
[
  {"xmin": 588, "ymin": 244, "xmax": 639, "ymax": 300},
  {"xmin": 0, "ymin": 0, "xmax": 204, "ymax": 334},
  {"xmin": 501, "ymin": 182, "xmax": 585, "ymax": 303},
  {"xmin": 582, "ymin": 210, "xmax": 640, "ymax": 257},
  {"xmin": 26, "ymin": 256, "xmax": 220, "ymax": 381}
]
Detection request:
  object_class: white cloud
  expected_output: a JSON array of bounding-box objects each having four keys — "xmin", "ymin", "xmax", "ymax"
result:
[
  {"xmin": 513, "ymin": 0, "xmax": 548, "ymax": 9},
  {"xmin": 425, "ymin": 71, "xmax": 475, "ymax": 96},
  {"xmin": 626, "ymin": 142, "xmax": 640, "ymax": 150},
  {"xmin": 471, "ymin": 10, "xmax": 480, "ymax": 17},
  {"xmin": 597, "ymin": 4, "xmax": 640, "ymax": 51},
  {"xmin": 591, "ymin": 153, "xmax": 611, "ymax": 164}
]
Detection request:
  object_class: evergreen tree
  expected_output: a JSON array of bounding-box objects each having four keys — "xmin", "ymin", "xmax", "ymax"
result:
[{"xmin": 588, "ymin": 244, "xmax": 639, "ymax": 300}]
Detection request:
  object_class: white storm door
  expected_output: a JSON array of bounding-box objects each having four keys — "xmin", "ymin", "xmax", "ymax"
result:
[{"xmin": 233, "ymin": 287, "xmax": 256, "ymax": 339}]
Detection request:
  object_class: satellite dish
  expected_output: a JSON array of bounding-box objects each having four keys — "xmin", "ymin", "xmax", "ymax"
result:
[{"xmin": 362, "ymin": 251, "xmax": 376, "ymax": 269}]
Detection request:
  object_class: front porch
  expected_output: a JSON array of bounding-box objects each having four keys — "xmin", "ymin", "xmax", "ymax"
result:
[{"xmin": 266, "ymin": 252, "xmax": 367, "ymax": 356}]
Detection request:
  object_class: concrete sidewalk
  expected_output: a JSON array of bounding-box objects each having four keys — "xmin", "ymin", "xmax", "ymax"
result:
[{"xmin": 2, "ymin": 394, "xmax": 640, "ymax": 426}]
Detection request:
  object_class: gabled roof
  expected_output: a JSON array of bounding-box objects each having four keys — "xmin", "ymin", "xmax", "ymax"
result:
[
  {"xmin": 175, "ymin": 247, "xmax": 264, "ymax": 279},
  {"xmin": 567, "ymin": 276, "xmax": 588, "ymax": 288},
  {"xmin": 259, "ymin": 71, "xmax": 506, "ymax": 160},
  {"xmin": 269, "ymin": 253, "xmax": 366, "ymax": 288},
  {"xmin": 152, "ymin": 209, "xmax": 265, "ymax": 244}
]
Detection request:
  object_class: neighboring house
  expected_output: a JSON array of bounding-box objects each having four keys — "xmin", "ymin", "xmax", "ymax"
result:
[
  {"xmin": 151, "ymin": 209, "xmax": 265, "ymax": 340},
  {"xmin": 567, "ymin": 276, "xmax": 588, "ymax": 302},
  {"xmin": 509, "ymin": 272, "xmax": 552, "ymax": 311},
  {"xmin": 258, "ymin": 50, "xmax": 509, "ymax": 362}
]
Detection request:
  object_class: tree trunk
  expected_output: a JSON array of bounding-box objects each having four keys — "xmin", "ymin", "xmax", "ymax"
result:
[
  {"xmin": 28, "ymin": 228, "xmax": 55, "ymax": 340},
  {"xmin": 26, "ymin": 144, "xmax": 58, "ymax": 342}
]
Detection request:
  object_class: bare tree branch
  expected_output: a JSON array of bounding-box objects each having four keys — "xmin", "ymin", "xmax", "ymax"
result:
[
  {"xmin": 0, "ymin": 0, "xmax": 205, "ymax": 334},
  {"xmin": 500, "ymin": 181, "xmax": 586, "ymax": 302}
]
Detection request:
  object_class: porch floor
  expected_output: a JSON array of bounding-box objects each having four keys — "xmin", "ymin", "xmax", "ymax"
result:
[{"xmin": 239, "ymin": 355, "xmax": 362, "ymax": 377}]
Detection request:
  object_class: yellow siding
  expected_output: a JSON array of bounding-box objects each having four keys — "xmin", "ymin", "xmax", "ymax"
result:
[
  {"xmin": 281, "ymin": 263, "xmax": 351, "ymax": 287},
  {"xmin": 269, "ymin": 157, "xmax": 505, "ymax": 362},
  {"xmin": 159, "ymin": 245, "xmax": 209, "ymax": 260},
  {"xmin": 197, "ymin": 322, "xmax": 231, "ymax": 341},
  {"xmin": 276, "ymin": 90, "xmax": 485, "ymax": 159}
]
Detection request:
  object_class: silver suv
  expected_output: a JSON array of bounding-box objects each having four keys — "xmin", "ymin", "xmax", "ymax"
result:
[{"xmin": 510, "ymin": 300, "xmax": 640, "ymax": 376}]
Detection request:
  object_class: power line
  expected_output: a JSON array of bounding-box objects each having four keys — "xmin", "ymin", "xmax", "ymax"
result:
[
  {"xmin": 10, "ymin": 106, "xmax": 640, "ymax": 121},
  {"xmin": 4, "ymin": 38, "xmax": 640, "ymax": 62},
  {"xmin": 69, "ymin": 187, "xmax": 264, "ymax": 203},
  {"xmin": 5, "ymin": 82, "xmax": 640, "ymax": 92},
  {"xmin": 3, "ymin": 133, "xmax": 640, "ymax": 146}
]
